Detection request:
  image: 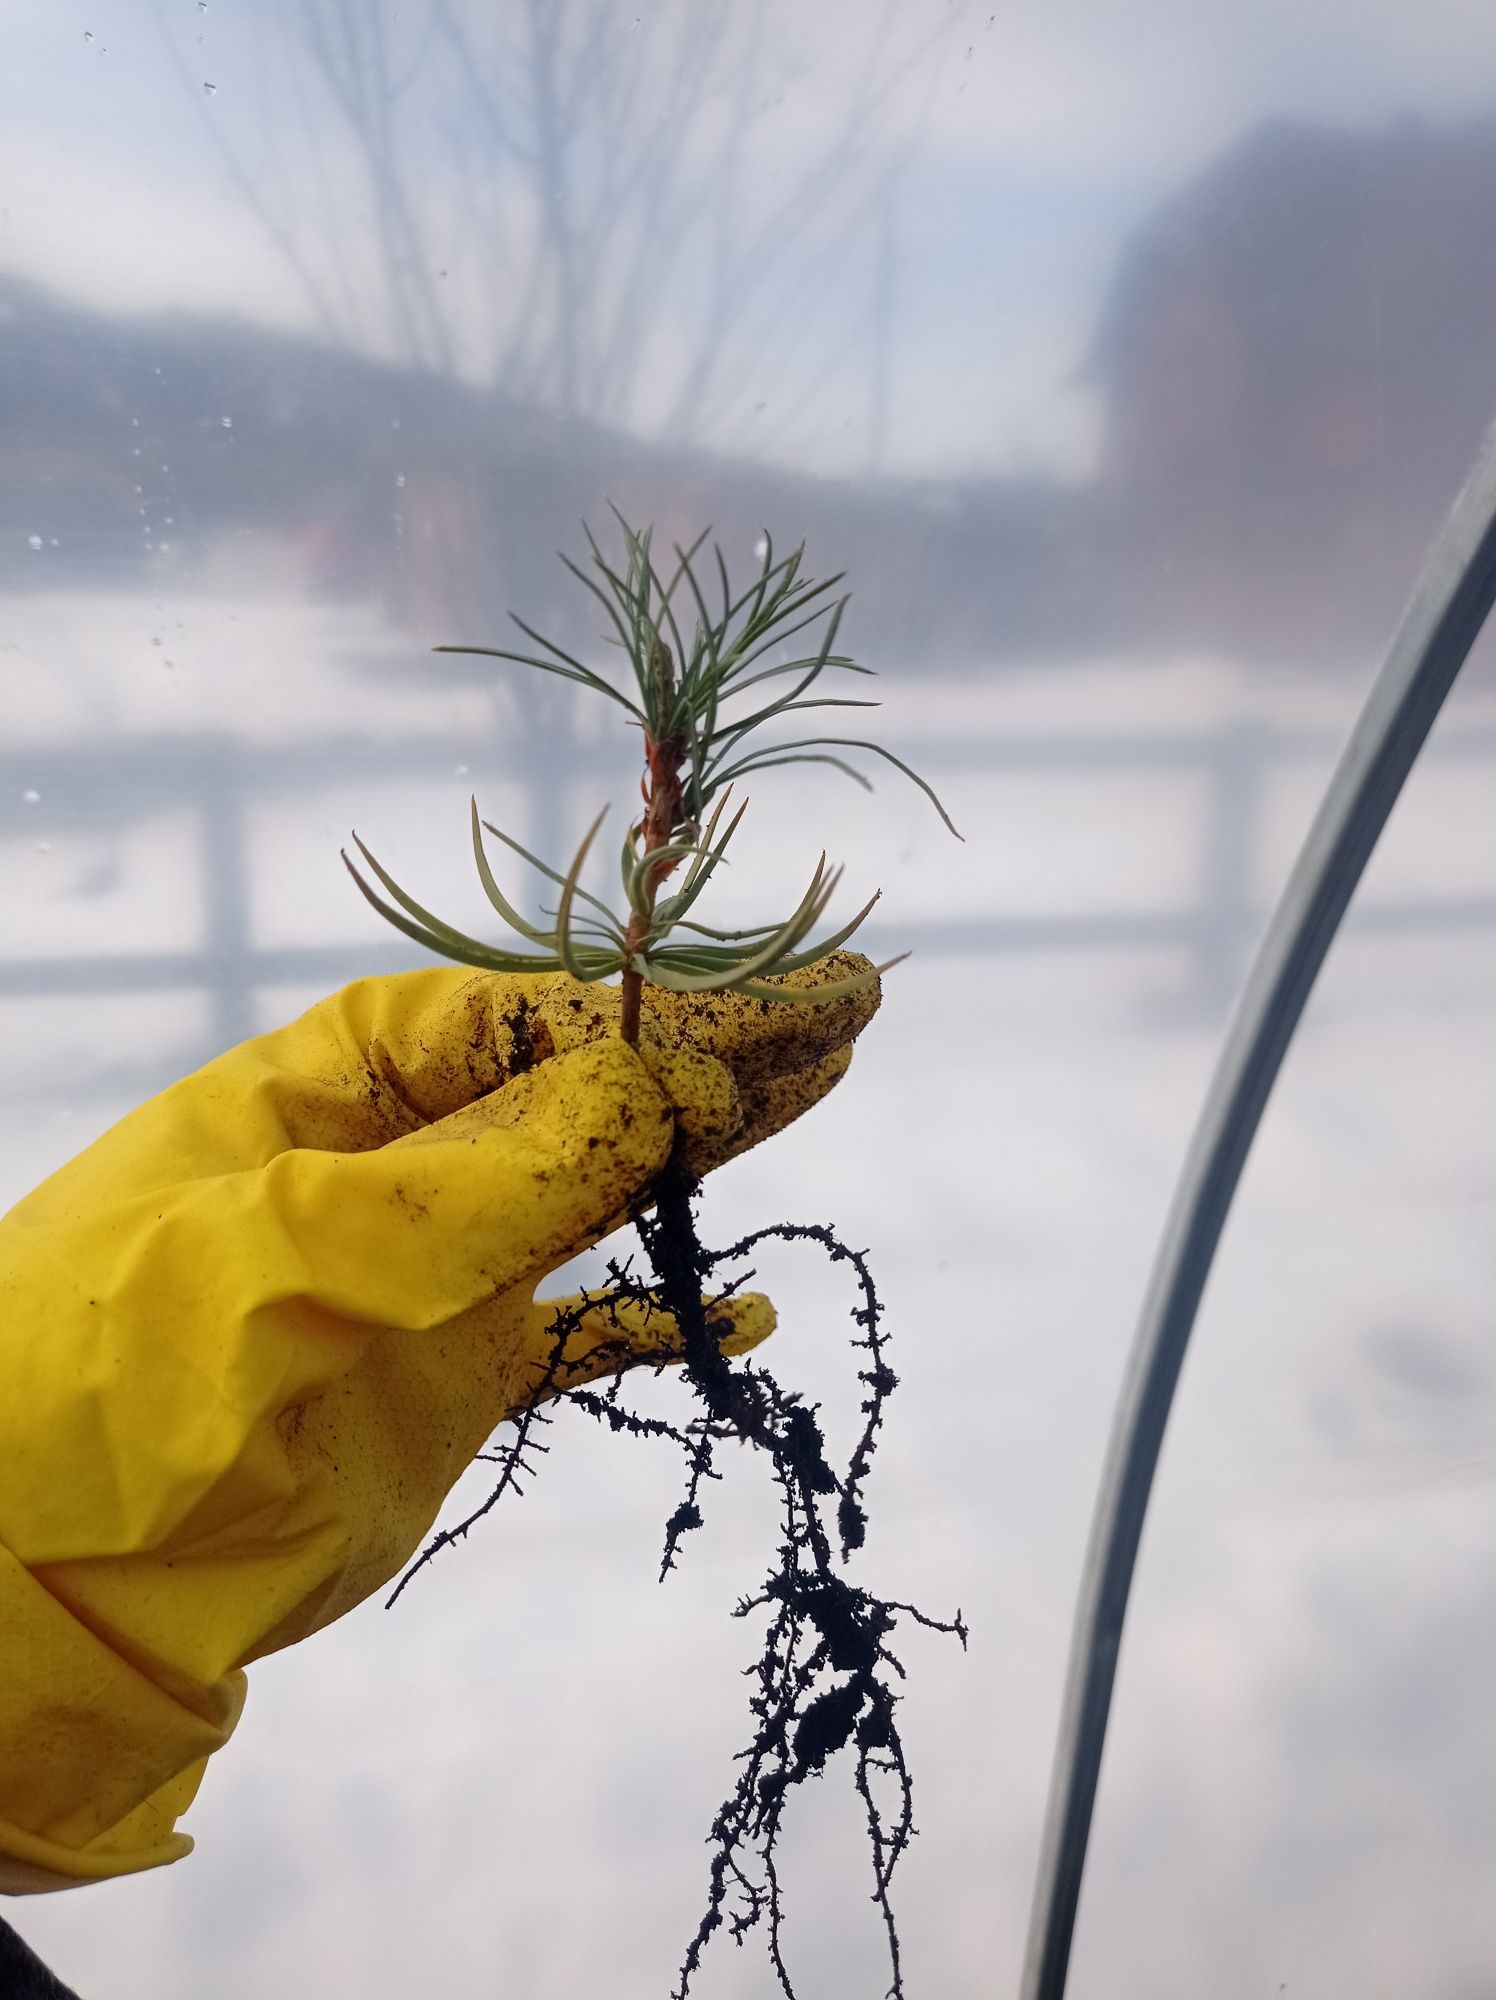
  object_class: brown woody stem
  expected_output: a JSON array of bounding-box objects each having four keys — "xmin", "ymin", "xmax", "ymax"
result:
[
  {"xmin": 619, "ymin": 923, "xmax": 647, "ymax": 1045},
  {"xmin": 620, "ymin": 640, "xmax": 687, "ymax": 1047}
]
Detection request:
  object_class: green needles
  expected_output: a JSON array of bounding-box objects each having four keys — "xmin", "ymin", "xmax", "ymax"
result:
[{"xmin": 345, "ymin": 513, "xmax": 957, "ymax": 1005}]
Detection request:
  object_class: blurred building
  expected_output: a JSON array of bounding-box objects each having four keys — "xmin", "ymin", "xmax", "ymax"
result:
[{"xmin": 1092, "ymin": 115, "xmax": 1496, "ymax": 660}]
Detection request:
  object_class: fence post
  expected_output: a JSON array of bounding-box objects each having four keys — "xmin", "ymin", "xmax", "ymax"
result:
[{"xmin": 199, "ymin": 744, "xmax": 255, "ymax": 1052}]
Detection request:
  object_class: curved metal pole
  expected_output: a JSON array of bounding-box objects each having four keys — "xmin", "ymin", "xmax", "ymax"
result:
[{"xmin": 1020, "ymin": 417, "xmax": 1496, "ymax": 2000}]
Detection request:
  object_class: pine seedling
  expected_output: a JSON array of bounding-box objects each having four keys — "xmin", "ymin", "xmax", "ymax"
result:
[
  {"xmin": 347, "ymin": 517, "xmax": 965, "ymax": 2000},
  {"xmin": 343, "ymin": 511, "xmax": 959, "ymax": 1044}
]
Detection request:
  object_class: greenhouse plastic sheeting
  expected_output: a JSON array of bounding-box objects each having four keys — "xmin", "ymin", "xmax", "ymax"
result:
[{"xmin": 2, "ymin": 6, "xmax": 1495, "ymax": 1996}]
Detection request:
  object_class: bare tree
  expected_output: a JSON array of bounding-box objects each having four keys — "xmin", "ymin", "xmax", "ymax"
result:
[{"xmin": 157, "ymin": 0, "xmax": 946, "ymax": 451}]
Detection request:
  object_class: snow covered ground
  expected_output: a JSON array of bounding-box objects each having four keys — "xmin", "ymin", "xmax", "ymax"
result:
[{"xmin": 4, "ymin": 582, "xmax": 1496, "ymax": 1999}]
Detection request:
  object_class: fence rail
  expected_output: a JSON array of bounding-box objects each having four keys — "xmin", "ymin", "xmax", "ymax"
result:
[{"xmin": 3, "ymin": 717, "xmax": 1494, "ymax": 1051}]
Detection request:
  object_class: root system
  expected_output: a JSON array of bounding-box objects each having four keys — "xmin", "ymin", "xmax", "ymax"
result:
[{"xmin": 390, "ymin": 1154, "xmax": 964, "ymax": 1999}]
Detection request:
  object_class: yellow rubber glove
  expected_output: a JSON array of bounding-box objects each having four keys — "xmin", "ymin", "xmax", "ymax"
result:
[{"xmin": 0, "ymin": 961, "xmax": 876, "ymax": 1894}]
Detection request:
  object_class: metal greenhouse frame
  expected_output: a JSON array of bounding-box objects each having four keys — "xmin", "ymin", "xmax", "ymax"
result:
[{"xmin": 1021, "ymin": 423, "xmax": 1496, "ymax": 1998}]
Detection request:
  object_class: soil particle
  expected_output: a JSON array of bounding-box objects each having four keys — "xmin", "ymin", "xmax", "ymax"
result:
[
  {"xmin": 495, "ymin": 993, "xmax": 554, "ymax": 1080},
  {"xmin": 504, "ymin": 999, "xmax": 539, "ymax": 1074}
]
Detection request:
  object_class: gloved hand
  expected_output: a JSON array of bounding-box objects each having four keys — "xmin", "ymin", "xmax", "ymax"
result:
[{"xmin": 0, "ymin": 960, "xmax": 876, "ymax": 1893}]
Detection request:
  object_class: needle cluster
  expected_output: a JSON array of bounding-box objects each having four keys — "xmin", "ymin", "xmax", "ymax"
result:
[{"xmin": 344, "ymin": 513, "xmax": 956, "ymax": 1009}]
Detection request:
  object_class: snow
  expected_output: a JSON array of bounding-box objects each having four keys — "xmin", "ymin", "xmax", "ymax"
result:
[{"xmin": 5, "ymin": 579, "xmax": 1495, "ymax": 1998}]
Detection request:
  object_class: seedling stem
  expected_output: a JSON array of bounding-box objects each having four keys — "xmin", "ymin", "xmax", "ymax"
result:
[{"xmin": 621, "ymin": 636, "xmax": 687, "ymax": 1045}]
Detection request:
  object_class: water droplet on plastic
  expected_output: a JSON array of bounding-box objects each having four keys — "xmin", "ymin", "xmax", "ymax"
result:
[
  {"xmin": 203, "ymin": 81, "xmax": 217, "ymax": 96},
  {"xmin": 164, "ymin": 515, "xmax": 174, "ymax": 526},
  {"xmin": 753, "ymin": 535, "xmax": 769, "ymax": 559},
  {"xmin": 219, "ymin": 414, "xmax": 232, "ymax": 428},
  {"xmin": 198, "ymin": 2, "xmax": 208, "ymax": 10},
  {"xmin": 49, "ymin": 538, "xmax": 58, "ymax": 547},
  {"xmin": 394, "ymin": 473, "xmax": 406, "ymax": 487},
  {"xmin": 130, "ymin": 416, "xmax": 140, "ymax": 427},
  {"xmin": 454, "ymin": 763, "xmax": 470, "ymax": 778},
  {"xmin": 83, "ymin": 30, "xmax": 93, "ymax": 41},
  {"xmin": 34, "ymin": 842, "xmax": 52, "ymax": 856},
  {"xmin": 21, "ymin": 790, "xmax": 40, "ymax": 806},
  {"xmin": 26, "ymin": 534, "xmax": 42, "ymax": 551}
]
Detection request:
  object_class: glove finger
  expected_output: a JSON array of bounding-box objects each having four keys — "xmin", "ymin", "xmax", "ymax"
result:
[
  {"xmin": 197, "ymin": 967, "xmax": 569, "ymax": 1166},
  {"xmin": 331, "ymin": 967, "xmax": 563, "ymax": 1130},
  {"xmin": 633, "ymin": 1042, "xmax": 743, "ymax": 1173},
  {"xmin": 636, "ymin": 1042, "xmax": 853, "ymax": 1176},
  {"xmin": 519, "ymin": 1288, "xmax": 776, "ymax": 1404},
  {"xmin": 427, "ymin": 1036, "xmax": 750, "ymax": 1202},
  {"xmin": 710, "ymin": 1044, "xmax": 854, "ymax": 1171},
  {"xmin": 19, "ymin": 969, "xmax": 576, "ymax": 1208},
  {"xmin": 263, "ymin": 1039, "xmax": 674, "ymax": 1330},
  {"xmin": 642, "ymin": 954, "xmax": 881, "ymax": 1089},
  {"xmin": 533, "ymin": 953, "xmax": 880, "ymax": 1094}
]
